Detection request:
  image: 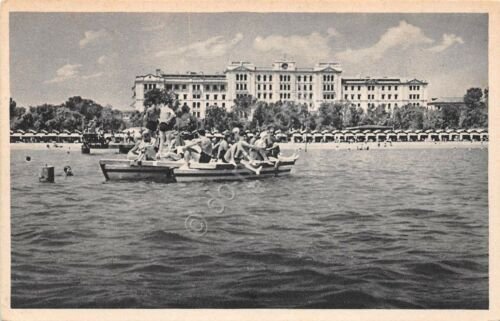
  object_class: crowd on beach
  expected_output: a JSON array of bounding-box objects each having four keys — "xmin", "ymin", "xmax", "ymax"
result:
[{"xmin": 127, "ymin": 104, "xmax": 286, "ymax": 174}]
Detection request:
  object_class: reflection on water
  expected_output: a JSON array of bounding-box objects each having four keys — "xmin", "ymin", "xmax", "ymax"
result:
[{"xmin": 10, "ymin": 147, "xmax": 488, "ymax": 308}]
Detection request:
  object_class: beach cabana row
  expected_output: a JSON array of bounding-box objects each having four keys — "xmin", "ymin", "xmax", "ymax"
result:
[{"xmin": 10, "ymin": 130, "xmax": 83, "ymax": 143}]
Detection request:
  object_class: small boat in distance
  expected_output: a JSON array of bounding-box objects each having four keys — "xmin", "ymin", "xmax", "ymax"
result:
[{"xmin": 99, "ymin": 156, "xmax": 299, "ymax": 183}]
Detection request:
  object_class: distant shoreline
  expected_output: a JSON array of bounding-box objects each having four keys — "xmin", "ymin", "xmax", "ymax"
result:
[
  {"xmin": 9, "ymin": 141, "xmax": 488, "ymax": 151},
  {"xmin": 280, "ymin": 141, "xmax": 488, "ymax": 150}
]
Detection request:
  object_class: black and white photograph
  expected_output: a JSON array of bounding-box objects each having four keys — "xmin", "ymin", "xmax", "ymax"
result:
[{"xmin": 1, "ymin": 1, "xmax": 498, "ymax": 319}]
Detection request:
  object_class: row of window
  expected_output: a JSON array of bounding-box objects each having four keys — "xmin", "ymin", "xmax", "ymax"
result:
[
  {"xmin": 323, "ymin": 94, "xmax": 335, "ymax": 100},
  {"xmin": 257, "ymin": 84, "xmax": 272, "ymax": 90},
  {"xmin": 236, "ymin": 83, "xmax": 248, "ymax": 90},
  {"xmin": 298, "ymin": 75, "xmax": 313, "ymax": 82},
  {"xmin": 162, "ymin": 83, "xmax": 226, "ymax": 91},
  {"xmin": 178, "ymin": 94, "xmax": 226, "ymax": 100},
  {"xmin": 323, "ymin": 74, "xmax": 335, "ymax": 82},
  {"xmin": 144, "ymin": 84, "xmax": 157, "ymax": 90},
  {"xmin": 323, "ymin": 84, "xmax": 334, "ymax": 91},
  {"xmin": 409, "ymin": 85, "xmax": 421, "ymax": 90},
  {"xmin": 236, "ymin": 74, "xmax": 248, "ymax": 81},
  {"xmin": 367, "ymin": 103, "xmax": 400, "ymax": 108},
  {"xmin": 280, "ymin": 74, "xmax": 291, "ymax": 82},
  {"xmin": 345, "ymin": 85, "xmax": 401, "ymax": 91},
  {"xmin": 256, "ymin": 75, "xmax": 273, "ymax": 82},
  {"xmin": 299, "ymin": 93, "xmax": 314, "ymax": 100},
  {"xmin": 280, "ymin": 84, "xmax": 291, "ymax": 91},
  {"xmin": 257, "ymin": 93, "xmax": 273, "ymax": 99},
  {"xmin": 298, "ymin": 84, "xmax": 313, "ymax": 91},
  {"xmin": 280, "ymin": 93, "xmax": 291, "ymax": 99},
  {"xmin": 409, "ymin": 94, "xmax": 421, "ymax": 99},
  {"xmin": 345, "ymin": 94, "xmax": 400, "ymax": 100}
]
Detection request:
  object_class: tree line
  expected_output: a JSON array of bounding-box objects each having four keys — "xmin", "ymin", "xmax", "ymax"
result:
[
  {"xmin": 205, "ymin": 87, "xmax": 488, "ymax": 132},
  {"xmin": 9, "ymin": 87, "xmax": 487, "ymax": 133}
]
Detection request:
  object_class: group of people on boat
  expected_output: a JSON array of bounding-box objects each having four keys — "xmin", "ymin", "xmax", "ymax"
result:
[{"xmin": 127, "ymin": 103, "xmax": 285, "ymax": 174}]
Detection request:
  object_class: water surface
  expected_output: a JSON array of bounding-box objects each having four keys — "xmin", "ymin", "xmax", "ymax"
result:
[{"xmin": 10, "ymin": 146, "xmax": 488, "ymax": 308}]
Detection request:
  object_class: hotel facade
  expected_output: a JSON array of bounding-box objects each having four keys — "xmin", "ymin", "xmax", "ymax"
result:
[{"xmin": 132, "ymin": 60, "xmax": 428, "ymax": 118}]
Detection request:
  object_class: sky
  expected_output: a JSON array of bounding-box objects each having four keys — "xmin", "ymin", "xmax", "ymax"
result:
[{"xmin": 10, "ymin": 13, "xmax": 488, "ymax": 110}]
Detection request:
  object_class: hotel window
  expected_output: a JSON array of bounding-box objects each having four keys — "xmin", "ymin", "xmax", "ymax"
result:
[
  {"xmin": 344, "ymin": 94, "xmax": 348, "ymax": 99},
  {"xmin": 244, "ymin": 84, "xmax": 247, "ymax": 90},
  {"xmin": 263, "ymin": 84, "xmax": 266, "ymax": 90},
  {"xmin": 257, "ymin": 84, "xmax": 261, "ymax": 90},
  {"xmin": 382, "ymin": 86, "xmax": 385, "ymax": 90},
  {"xmin": 309, "ymin": 93, "xmax": 313, "ymax": 99},
  {"xmin": 222, "ymin": 94, "xmax": 225, "ymax": 100},
  {"xmin": 270, "ymin": 93, "xmax": 273, "ymax": 99},
  {"xmin": 388, "ymin": 86, "xmax": 391, "ymax": 90},
  {"xmin": 309, "ymin": 84, "xmax": 312, "ymax": 90},
  {"xmin": 358, "ymin": 103, "xmax": 361, "ymax": 107},
  {"xmin": 358, "ymin": 94, "xmax": 361, "ymax": 99},
  {"xmin": 298, "ymin": 76, "xmax": 301, "ymax": 82},
  {"xmin": 382, "ymin": 94, "xmax": 385, "ymax": 99},
  {"xmin": 395, "ymin": 86, "xmax": 398, "ymax": 90},
  {"xmin": 175, "ymin": 94, "xmax": 179, "ymax": 99},
  {"xmin": 258, "ymin": 93, "xmax": 261, "ymax": 99},
  {"xmin": 206, "ymin": 102, "xmax": 209, "ymax": 107},
  {"xmin": 166, "ymin": 84, "xmax": 172, "ymax": 90},
  {"xmin": 236, "ymin": 74, "xmax": 239, "ymax": 81},
  {"xmin": 222, "ymin": 103, "xmax": 225, "ymax": 108},
  {"xmin": 263, "ymin": 75, "xmax": 267, "ymax": 81},
  {"xmin": 214, "ymin": 94, "xmax": 218, "ymax": 100},
  {"xmin": 358, "ymin": 86, "xmax": 361, "ymax": 90},
  {"xmin": 388, "ymin": 103, "xmax": 391, "ymax": 108},
  {"xmin": 174, "ymin": 84, "xmax": 179, "ymax": 90},
  {"xmin": 206, "ymin": 94, "xmax": 209, "ymax": 100},
  {"xmin": 257, "ymin": 75, "xmax": 261, "ymax": 81},
  {"xmin": 270, "ymin": 85, "xmax": 273, "ymax": 90},
  {"xmin": 395, "ymin": 94, "xmax": 398, "ymax": 99},
  {"xmin": 182, "ymin": 84, "xmax": 186, "ymax": 90},
  {"xmin": 183, "ymin": 94, "xmax": 187, "ymax": 100},
  {"xmin": 264, "ymin": 93, "xmax": 267, "ymax": 99},
  {"xmin": 270, "ymin": 75, "xmax": 273, "ymax": 81},
  {"xmin": 299, "ymin": 93, "xmax": 302, "ymax": 99},
  {"xmin": 351, "ymin": 86, "xmax": 354, "ymax": 90},
  {"xmin": 388, "ymin": 94, "xmax": 392, "ymax": 99},
  {"xmin": 221, "ymin": 85, "xmax": 225, "ymax": 91},
  {"xmin": 344, "ymin": 86, "xmax": 348, "ymax": 91}
]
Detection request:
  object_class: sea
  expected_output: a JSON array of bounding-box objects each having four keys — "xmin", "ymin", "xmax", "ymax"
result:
[{"xmin": 10, "ymin": 145, "xmax": 488, "ymax": 308}]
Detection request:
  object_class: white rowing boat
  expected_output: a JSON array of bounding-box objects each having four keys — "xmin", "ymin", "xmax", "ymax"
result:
[{"xmin": 99, "ymin": 156, "xmax": 298, "ymax": 183}]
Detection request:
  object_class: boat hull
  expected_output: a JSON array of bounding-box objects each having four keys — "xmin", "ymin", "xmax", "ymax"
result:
[{"xmin": 99, "ymin": 158, "xmax": 297, "ymax": 183}]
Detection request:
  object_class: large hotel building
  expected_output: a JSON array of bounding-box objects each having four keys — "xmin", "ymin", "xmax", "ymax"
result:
[{"xmin": 132, "ymin": 59, "xmax": 428, "ymax": 118}]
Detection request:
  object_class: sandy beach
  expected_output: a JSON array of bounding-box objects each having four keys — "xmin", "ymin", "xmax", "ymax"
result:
[
  {"xmin": 9, "ymin": 141, "xmax": 488, "ymax": 151},
  {"xmin": 279, "ymin": 140, "xmax": 488, "ymax": 150}
]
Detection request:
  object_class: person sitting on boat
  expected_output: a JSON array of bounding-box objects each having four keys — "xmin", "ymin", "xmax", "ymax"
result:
[
  {"xmin": 223, "ymin": 128, "xmax": 264, "ymax": 174},
  {"xmin": 156, "ymin": 103, "xmax": 177, "ymax": 160},
  {"xmin": 214, "ymin": 131, "xmax": 231, "ymax": 163},
  {"xmin": 250, "ymin": 131, "xmax": 273, "ymax": 164},
  {"xmin": 127, "ymin": 129, "xmax": 156, "ymax": 163},
  {"xmin": 182, "ymin": 129, "xmax": 214, "ymax": 166}
]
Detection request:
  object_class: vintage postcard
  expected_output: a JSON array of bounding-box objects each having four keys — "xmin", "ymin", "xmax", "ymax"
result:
[{"xmin": 1, "ymin": 0, "xmax": 499, "ymax": 320}]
